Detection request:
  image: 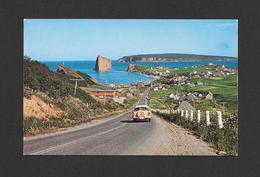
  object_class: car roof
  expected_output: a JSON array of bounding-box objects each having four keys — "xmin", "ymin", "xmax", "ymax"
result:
[{"xmin": 135, "ymin": 105, "xmax": 150, "ymax": 108}]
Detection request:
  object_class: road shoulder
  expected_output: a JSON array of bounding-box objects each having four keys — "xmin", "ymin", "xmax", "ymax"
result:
[{"xmin": 24, "ymin": 109, "xmax": 132, "ymax": 141}]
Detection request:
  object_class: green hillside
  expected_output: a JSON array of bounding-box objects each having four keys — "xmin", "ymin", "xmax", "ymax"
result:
[
  {"xmin": 23, "ymin": 58, "xmax": 97, "ymax": 104},
  {"xmin": 118, "ymin": 53, "xmax": 237, "ymax": 62}
]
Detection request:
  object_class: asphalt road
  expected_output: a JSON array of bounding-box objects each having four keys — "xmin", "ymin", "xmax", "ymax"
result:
[{"xmin": 23, "ymin": 89, "xmax": 216, "ymax": 155}]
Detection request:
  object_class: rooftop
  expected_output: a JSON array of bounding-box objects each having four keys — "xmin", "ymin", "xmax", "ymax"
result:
[
  {"xmin": 175, "ymin": 101, "xmax": 196, "ymax": 111},
  {"xmin": 90, "ymin": 88, "xmax": 116, "ymax": 92}
]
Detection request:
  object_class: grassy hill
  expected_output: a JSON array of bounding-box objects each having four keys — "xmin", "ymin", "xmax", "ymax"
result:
[
  {"xmin": 56, "ymin": 65, "xmax": 99, "ymax": 86},
  {"xmin": 24, "ymin": 58, "xmax": 97, "ymax": 104},
  {"xmin": 118, "ymin": 53, "xmax": 237, "ymax": 62},
  {"xmin": 23, "ymin": 57, "xmax": 129, "ymax": 136}
]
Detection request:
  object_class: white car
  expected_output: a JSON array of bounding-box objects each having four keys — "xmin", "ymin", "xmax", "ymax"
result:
[{"xmin": 132, "ymin": 105, "xmax": 152, "ymax": 122}]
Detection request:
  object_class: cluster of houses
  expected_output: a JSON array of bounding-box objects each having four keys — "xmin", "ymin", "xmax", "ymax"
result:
[
  {"xmin": 213, "ymin": 65, "xmax": 237, "ymax": 76},
  {"xmin": 190, "ymin": 64, "xmax": 237, "ymax": 78},
  {"xmin": 152, "ymin": 83, "xmax": 171, "ymax": 91},
  {"xmin": 153, "ymin": 69, "xmax": 171, "ymax": 76},
  {"xmin": 167, "ymin": 91, "xmax": 213, "ymax": 102},
  {"xmin": 89, "ymin": 80, "xmax": 152, "ymax": 105},
  {"xmin": 150, "ymin": 64, "xmax": 237, "ymax": 84},
  {"xmin": 189, "ymin": 70, "xmax": 213, "ymax": 79}
]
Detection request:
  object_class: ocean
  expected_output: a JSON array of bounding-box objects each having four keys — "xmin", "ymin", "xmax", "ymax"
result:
[{"xmin": 42, "ymin": 60, "xmax": 238, "ymax": 85}]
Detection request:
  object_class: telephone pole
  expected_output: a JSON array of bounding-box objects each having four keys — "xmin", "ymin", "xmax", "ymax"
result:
[{"xmin": 70, "ymin": 78, "xmax": 84, "ymax": 97}]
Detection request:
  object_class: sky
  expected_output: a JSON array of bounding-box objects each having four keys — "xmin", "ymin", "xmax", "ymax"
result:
[{"xmin": 24, "ymin": 19, "xmax": 238, "ymax": 61}]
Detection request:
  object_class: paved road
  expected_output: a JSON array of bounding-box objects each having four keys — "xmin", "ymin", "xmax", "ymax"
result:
[{"xmin": 23, "ymin": 89, "xmax": 216, "ymax": 155}]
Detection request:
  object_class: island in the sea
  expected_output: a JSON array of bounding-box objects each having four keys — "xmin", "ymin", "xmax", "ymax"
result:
[{"xmin": 118, "ymin": 53, "xmax": 237, "ymax": 62}]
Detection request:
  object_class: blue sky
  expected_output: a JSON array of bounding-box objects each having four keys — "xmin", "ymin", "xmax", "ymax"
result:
[{"xmin": 24, "ymin": 19, "xmax": 238, "ymax": 61}]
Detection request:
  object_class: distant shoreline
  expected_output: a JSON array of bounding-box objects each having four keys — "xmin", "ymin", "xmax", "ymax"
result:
[{"xmin": 40, "ymin": 59, "xmax": 238, "ymax": 63}]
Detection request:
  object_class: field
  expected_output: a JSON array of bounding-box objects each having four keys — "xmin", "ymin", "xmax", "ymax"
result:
[
  {"xmin": 149, "ymin": 69, "xmax": 238, "ymax": 155},
  {"xmin": 188, "ymin": 74, "xmax": 238, "ymax": 112},
  {"xmin": 131, "ymin": 64, "xmax": 216, "ymax": 75},
  {"xmin": 149, "ymin": 86, "xmax": 184, "ymax": 109},
  {"xmin": 148, "ymin": 68, "xmax": 238, "ymax": 113}
]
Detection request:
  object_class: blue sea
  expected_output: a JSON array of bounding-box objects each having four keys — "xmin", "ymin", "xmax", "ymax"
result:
[{"xmin": 42, "ymin": 60, "xmax": 238, "ymax": 85}]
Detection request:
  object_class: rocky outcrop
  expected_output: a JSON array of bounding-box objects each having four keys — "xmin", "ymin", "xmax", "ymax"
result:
[
  {"xmin": 127, "ymin": 64, "xmax": 138, "ymax": 72},
  {"xmin": 95, "ymin": 55, "xmax": 112, "ymax": 72},
  {"xmin": 57, "ymin": 65, "xmax": 83, "ymax": 79},
  {"xmin": 57, "ymin": 65, "xmax": 99, "ymax": 85}
]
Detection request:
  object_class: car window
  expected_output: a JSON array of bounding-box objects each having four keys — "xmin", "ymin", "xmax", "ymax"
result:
[{"xmin": 134, "ymin": 107, "xmax": 148, "ymax": 111}]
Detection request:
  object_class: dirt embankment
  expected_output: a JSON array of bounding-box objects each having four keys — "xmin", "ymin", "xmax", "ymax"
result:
[{"xmin": 24, "ymin": 95, "xmax": 63, "ymax": 119}]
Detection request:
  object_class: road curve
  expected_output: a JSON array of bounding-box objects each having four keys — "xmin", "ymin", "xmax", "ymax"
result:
[{"xmin": 23, "ymin": 90, "xmax": 217, "ymax": 155}]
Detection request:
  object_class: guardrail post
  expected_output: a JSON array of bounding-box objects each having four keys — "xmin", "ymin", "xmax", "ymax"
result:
[
  {"xmin": 206, "ymin": 111, "xmax": 210, "ymax": 126},
  {"xmin": 181, "ymin": 110, "xmax": 184, "ymax": 117},
  {"xmin": 197, "ymin": 110, "xmax": 201, "ymax": 123},
  {"xmin": 217, "ymin": 111, "xmax": 224, "ymax": 129},
  {"xmin": 190, "ymin": 110, "xmax": 193, "ymax": 121},
  {"xmin": 185, "ymin": 110, "xmax": 189, "ymax": 120}
]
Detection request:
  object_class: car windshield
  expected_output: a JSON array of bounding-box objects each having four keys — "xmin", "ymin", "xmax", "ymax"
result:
[{"xmin": 134, "ymin": 107, "xmax": 148, "ymax": 111}]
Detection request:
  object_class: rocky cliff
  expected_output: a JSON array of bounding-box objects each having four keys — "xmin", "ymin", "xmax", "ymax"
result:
[
  {"xmin": 95, "ymin": 55, "xmax": 112, "ymax": 72},
  {"xmin": 128, "ymin": 64, "xmax": 139, "ymax": 72},
  {"xmin": 57, "ymin": 65, "xmax": 99, "ymax": 85}
]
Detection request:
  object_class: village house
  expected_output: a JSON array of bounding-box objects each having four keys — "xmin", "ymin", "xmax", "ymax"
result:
[
  {"xmin": 90, "ymin": 88, "xmax": 116, "ymax": 98},
  {"xmin": 169, "ymin": 93, "xmax": 180, "ymax": 100},
  {"xmin": 180, "ymin": 93, "xmax": 198, "ymax": 102},
  {"xmin": 206, "ymin": 92, "xmax": 213, "ymax": 100},
  {"xmin": 112, "ymin": 96, "xmax": 126, "ymax": 104},
  {"xmin": 193, "ymin": 74, "xmax": 201, "ymax": 78},
  {"xmin": 175, "ymin": 101, "xmax": 196, "ymax": 111},
  {"xmin": 153, "ymin": 87, "xmax": 159, "ymax": 91},
  {"xmin": 165, "ymin": 70, "xmax": 170, "ymax": 74},
  {"xmin": 196, "ymin": 81, "xmax": 204, "ymax": 86},
  {"xmin": 126, "ymin": 92, "xmax": 133, "ymax": 97},
  {"xmin": 207, "ymin": 71, "xmax": 213, "ymax": 75},
  {"xmin": 193, "ymin": 91, "xmax": 203, "ymax": 98}
]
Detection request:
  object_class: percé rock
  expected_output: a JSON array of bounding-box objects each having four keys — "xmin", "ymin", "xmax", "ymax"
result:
[{"xmin": 95, "ymin": 55, "xmax": 112, "ymax": 72}]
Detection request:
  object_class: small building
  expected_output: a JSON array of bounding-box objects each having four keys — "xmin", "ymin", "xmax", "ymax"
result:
[
  {"xmin": 90, "ymin": 88, "xmax": 116, "ymax": 98},
  {"xmin": 181, "ymin": 93, "xmax": 198, "ymax": 102},
  {"xmin": 153, "ymin": 87, "xmax": 159, "ymax": 91},
  {"xmin": 196, "ymin": 81, "xmax": 204, "ymax": 86},
  {"xmin": 169, "ymin": 93, "xmax": 180, "ymax": 100},
  {"xmin": 207, "ymin": 71, "xmax": 213, "ymax": 75},
  {"xmin": 113, "ymin": 96, "xmax": 126, "ymax": 104},
  {"xmin": 206, "ymin": 92, "xmax": 213, "ymax": 100},
  {"xmin": 175, "ymin": 101, "xmax": 196, "ymax": 111},
  {"xmin": 126, "ymin": 92, "xmax": 133, "ymax": 97}
]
